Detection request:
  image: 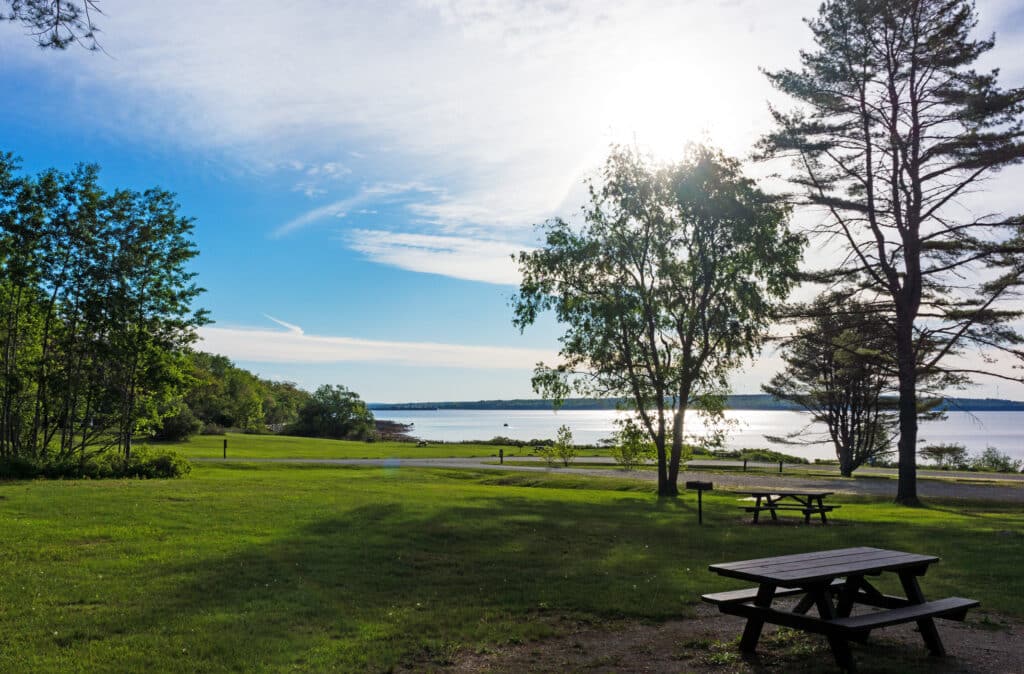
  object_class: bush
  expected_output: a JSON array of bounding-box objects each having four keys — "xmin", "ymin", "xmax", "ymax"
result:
[
  {"xmin": 920, "ymin": 443, "xmax": 969, "ymax": 470},
  {"xmin": 552, "ymin": 425, "xmax": 577, "ymax": 467},
  {"xmin": 970, "ymin": 447, "xmax": 1022, "ymax": 473},
  {"xmin": 0, "ymin": 447, "xmax": 191, "ymax": 480},
  {"xmin": 201, "ymin": 423, "xmax": 227, "ymax": 435},
  {"xmin": 152, "ymin": 403, "xmax": 203, "ymax": 441},
  {"xmin": 610, "ymin": 420, "xmax": 656, "ymax": 470},
  {"xmin": 0, "ymin": 455, "xmax": 41, "ymax": 479},
  {"xmin": 707, "ymin": 448, "xmax": 809, "ymax": 464}
]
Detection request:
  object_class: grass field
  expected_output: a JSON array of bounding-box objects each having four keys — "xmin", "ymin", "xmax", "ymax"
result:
[
  {"xmin": 0, "ymin": 459, "xmax": 1021, "ymax": 672},
  {"xmin": 152, "ymin": 432, "xmax": 611, "ymax": 460}
]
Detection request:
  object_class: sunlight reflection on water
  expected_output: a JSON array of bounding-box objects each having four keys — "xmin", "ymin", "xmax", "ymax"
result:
[{"xmin": 375, "ymin": 409, "xmax": 1024, "ymax": 462}]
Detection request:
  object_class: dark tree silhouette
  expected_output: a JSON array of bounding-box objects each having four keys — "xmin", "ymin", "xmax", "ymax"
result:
[{"xmin": 760, "ymin": 0, "xmax": 1024, "ymax": 504}]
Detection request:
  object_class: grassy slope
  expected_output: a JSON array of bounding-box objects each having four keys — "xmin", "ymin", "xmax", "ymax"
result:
[
  {"xmin": 0, "ymin": 464, "xmax": 1020, "ymax": 672},
  {"xmin": 153, "ymin": 432, "xmax": 610, "ymax": 460}
]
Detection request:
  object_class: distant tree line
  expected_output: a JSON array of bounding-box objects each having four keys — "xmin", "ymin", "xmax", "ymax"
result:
[{"xmin": 154, "ymin": 351, "xmax": 375, "ymax": 443}]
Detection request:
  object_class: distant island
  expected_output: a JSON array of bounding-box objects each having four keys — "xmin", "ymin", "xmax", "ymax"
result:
[{"xmin": 370, "ymin": 394, "xmax": 1024, "ymax": 412}]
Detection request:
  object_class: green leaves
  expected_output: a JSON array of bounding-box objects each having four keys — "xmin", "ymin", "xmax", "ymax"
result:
[
  {"xmin": 0, "ymin": 155, "xmax": 206, "ymax": 460},
  {"xmin": 513, "ymin": 145, "xmax": 802, "ymax": 494},
  {"xmin": 289, "ymin": 384, "xmax": 375, "ymax": 441}
]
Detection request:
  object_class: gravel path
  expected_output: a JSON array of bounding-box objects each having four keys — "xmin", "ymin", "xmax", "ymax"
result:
[{"xmin": 194, "ymin": 456, "xmax": 1024, "ymax": 502}]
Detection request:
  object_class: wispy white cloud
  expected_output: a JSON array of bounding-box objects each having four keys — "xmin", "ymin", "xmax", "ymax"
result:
[
  {"xmin": 347, "ymin": 229, "xmax": 527, "ymax": 285},
  {"xmin": 7, "ymin": 0, "xmax": 1021, "ymax": 282},
  {"xmin": 272, "ymin": 182, "xmax": 441, "ymax": 237},
  {"xmin": 288, "ymin": 160, "xmax": 352, "ymax": 197},
  {"xmin": 262, "ymin": 314, "xmax": 304, "ymax": 335},
  {"xmin": 197, "ymin": 322, "xmax": 554, "ymax": 369}
]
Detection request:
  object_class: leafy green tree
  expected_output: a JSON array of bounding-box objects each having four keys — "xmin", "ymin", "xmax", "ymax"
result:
[
  {"xmin": 174, "ymin": 351, "xmax": 312, "ymax": 433},
  {"xmin": 514, "ymin": 145, "xmax": 803, "ymax": 496},
  {"xmin": 262, "ymin": 380, "xmax": 309, "ymax": 429},
  {"xmin": 760, "ymin": 0, "xmax": 1024, "ymax": 503},
  {"xmin": 0, "ymin": 155, "xmax": 206, "ymax": 463},
  {"xmin": 99, "ymin": 187, "xmax": 207, "ymax": 458},
  {"xmin": 289, "ymin": 384, "xmax": 375, "ymax": 441}
]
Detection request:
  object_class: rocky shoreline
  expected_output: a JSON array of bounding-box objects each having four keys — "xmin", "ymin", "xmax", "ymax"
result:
[{"xmin": 374, "ymin": 419, "xmax": 418, "ymax": 442}]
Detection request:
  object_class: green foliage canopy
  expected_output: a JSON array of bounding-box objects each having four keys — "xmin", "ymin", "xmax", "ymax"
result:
[
  {"xmin": 0, "ymin": 153, "xmax": 206, "ymax": 462},
  {"xmin": 513, "ymin": 145, "xmax": 803, "ymax": 495},
  {"xmin": 289, "ymin": 384, "xmax": 375, "ymax": 441}
]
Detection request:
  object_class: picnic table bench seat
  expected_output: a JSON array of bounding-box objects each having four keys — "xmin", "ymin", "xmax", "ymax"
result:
[
  {"xmin": 702, "ymin": 577, "xmax": 846, "ymax": 605},
  {"xmin": 712, "ymin": 595, "xmax": 977, "ymax": 636}
]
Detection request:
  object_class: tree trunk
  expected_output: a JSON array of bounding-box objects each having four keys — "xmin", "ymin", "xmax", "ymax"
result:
[
  {"xmin": 656, "ymin": 438, "xmax": 670, "ymax": 496},
  {"xmin": 894, "ymin": 322, "xmax": 919, "ymax": 505},
  {"xmin": 839, "ymin": 450, "xmax": 853, "ymax": 478},
  {"xmin": 665, "ymin": 404, "xmax": 685, "ymax": 497}
]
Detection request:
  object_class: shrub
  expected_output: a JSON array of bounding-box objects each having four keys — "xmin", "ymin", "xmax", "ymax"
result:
[
  {"xmin": 0, "ymin": 447, "xmax": 191, "ymax": 480},
  {"xmin": 152, "ymin": 403, "xmax": 203, "ymax": 441},
  {"xmin": 0, "ymin": 455, "xmax": 40, "ymax": 479},
  {"xmin": 920, "ymin": 443, "xmax": 969, "ymax": 470},
  {"xmin": 970, "ymin": 447, "xmax": 1022, "ymax": 473},
  {"xmin": 611, "ymin": 420, "xmax": 656, "ymax": 470},
  {"xmin": 201, "ymin": 423, "xmax": 227, "ymax": 435},
  {"xmin": 534, "ymin": 442, "xmax": 558, "ymax": 467},
  {"xmin": 552, "ymin": 425, "xmax": 577, "ymax": 467}
]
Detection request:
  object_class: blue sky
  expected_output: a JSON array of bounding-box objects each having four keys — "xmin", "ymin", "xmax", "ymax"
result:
[{"xmin": 2, "ymin": 0, "xmax": 1023, "ymax": 402}]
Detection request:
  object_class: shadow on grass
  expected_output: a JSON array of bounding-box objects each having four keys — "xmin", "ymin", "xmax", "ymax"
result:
[
  {"xmin": 70, "ymin": 481, "xmax": 1024, "ymax": 672},
  {"xmin": 102, "ymin": 494, "xmax": 701, "ymax": 670}
]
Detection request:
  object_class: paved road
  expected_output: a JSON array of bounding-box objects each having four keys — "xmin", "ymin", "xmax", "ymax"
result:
[{"xmin": 193, "ymin": 456, "xmax": 1024, "ymax": 502}]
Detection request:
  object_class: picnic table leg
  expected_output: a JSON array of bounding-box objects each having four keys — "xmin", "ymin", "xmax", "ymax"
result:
[
  {"xmin": 898, "ymin": 571, "xmax": 945, "ymax": 656},
  {"xmin": 793, "ymin": 578, "xmax": 833, "ymax": 615},
  {"xmin": 812, "ymin": 587, "xmax": 856, "ymax": 672},
  {"xmin": 752, "ymin": 495, "xmax": 762, "ymax": 524},
  {"xmin": 818, "ymin": 496, "xmax": 829, "ymax": 524},
  {"xmin": 739, "ymin": 583, "xmax": 776, "ymax": 652},
  {"xmin": 767, "ymin": 496, "xmax": 778, "ymax": 521},
  {"xmin": 835, "ymin": 576, "xmax": 859, "ymax": 618}
]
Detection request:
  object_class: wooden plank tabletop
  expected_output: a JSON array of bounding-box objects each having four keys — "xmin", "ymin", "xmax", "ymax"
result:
[{"xmin": 709, "ymin": 547, "xmax": 938, "ymax": 585}]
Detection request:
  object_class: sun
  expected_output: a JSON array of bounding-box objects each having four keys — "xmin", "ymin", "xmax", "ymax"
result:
[{"xmin": 590, "ymin": 43, "xmax": 761, "ymax": 162}]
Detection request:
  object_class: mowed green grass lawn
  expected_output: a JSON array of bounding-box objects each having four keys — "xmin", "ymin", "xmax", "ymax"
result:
[
  {"xmin": 0, "ymin": 462, "xmax": 1020, "ymax": 672},
  {"xmin": 156, "ymin": 432, "xmax": 610, "ymax": 460}
]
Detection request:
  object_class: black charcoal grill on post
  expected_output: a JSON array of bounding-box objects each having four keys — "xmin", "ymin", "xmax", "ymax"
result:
[{"xmin": 685, "ymin": 481, "xmax": 713, "ymax": 524}]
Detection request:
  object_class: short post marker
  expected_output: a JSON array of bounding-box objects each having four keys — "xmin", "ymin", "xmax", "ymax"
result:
[
  {"xmin": 223, "ymin": 438, "xmax": 227, "ymax": 459},
  {"xmin": 685, "ymin": 481, "xmax": 713, "ymax": 525}
]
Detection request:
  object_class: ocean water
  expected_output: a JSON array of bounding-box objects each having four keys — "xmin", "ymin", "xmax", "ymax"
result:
[{"xmin": 374, "ymin": 408, "xmax": 1024, "ymax": 462}]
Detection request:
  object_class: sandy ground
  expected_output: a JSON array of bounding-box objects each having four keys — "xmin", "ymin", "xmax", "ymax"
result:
[{"xmin": 448, "ymin": 602, "xmax": 1024, "ymax": 673}]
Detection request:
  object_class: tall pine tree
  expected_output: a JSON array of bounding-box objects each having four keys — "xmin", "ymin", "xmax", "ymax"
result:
[{"xmin": 761, "ymin": 0, "xmax": 1024, "ymax": 503}]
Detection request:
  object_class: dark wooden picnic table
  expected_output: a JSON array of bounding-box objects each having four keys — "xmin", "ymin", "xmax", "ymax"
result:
[
  {"xmin": 743, "ymin": 490, "xmax": 837, "ymax": 524},
  {"xmin": 702, "ymin": 546, "xmax": 978, "ymax": 672}
]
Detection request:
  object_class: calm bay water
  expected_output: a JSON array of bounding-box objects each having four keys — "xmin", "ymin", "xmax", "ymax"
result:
[{"xmin": 375, "ymin": 409, "xmax": 1024, "ymax": 462}]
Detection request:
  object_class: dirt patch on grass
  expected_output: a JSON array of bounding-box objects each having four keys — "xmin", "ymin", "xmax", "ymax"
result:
[{"xmin": 447, "ymin": 603, "xmax": 1022, "ymax": 673}]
